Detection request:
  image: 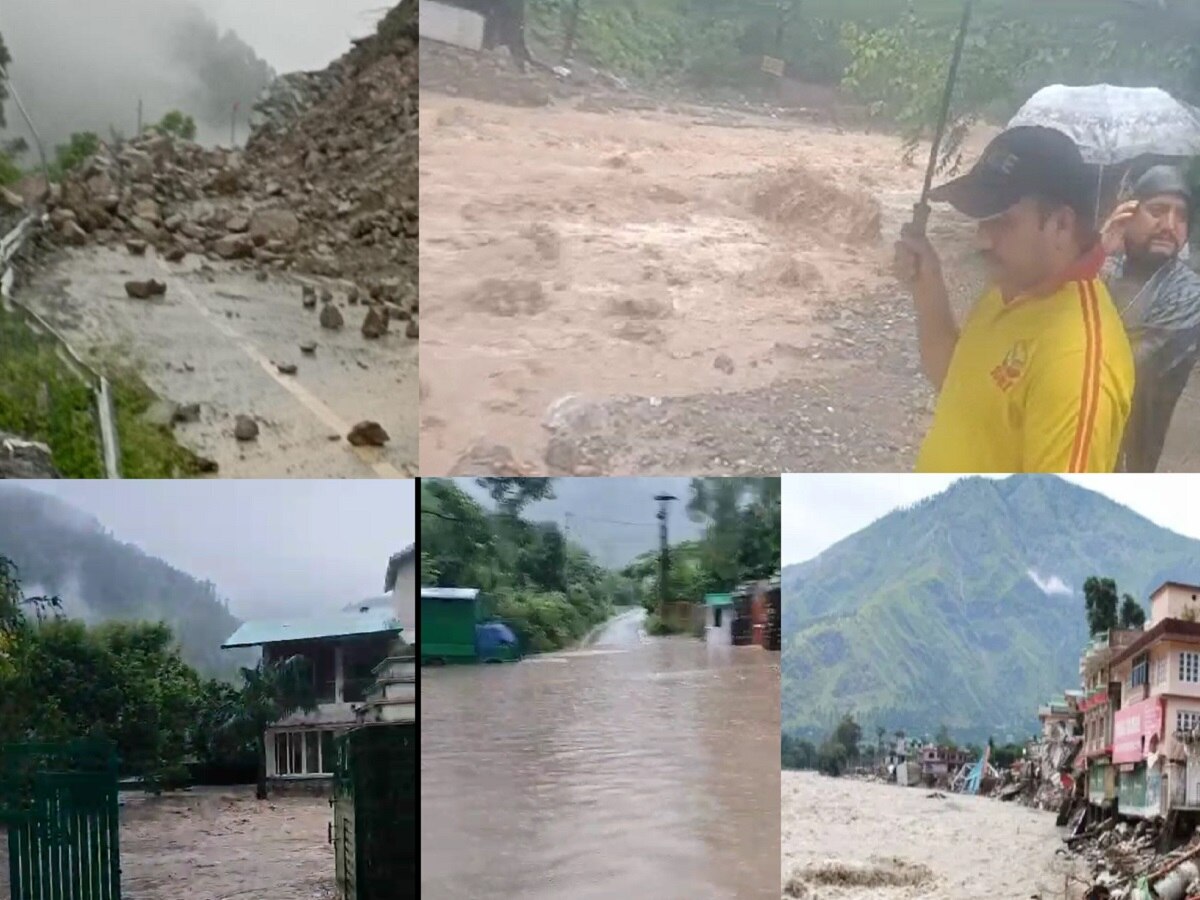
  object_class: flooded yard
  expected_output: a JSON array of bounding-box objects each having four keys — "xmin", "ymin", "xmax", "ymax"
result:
[{"xmin": 0, "ymin": 786, "xmax": 334, "ymax": 900}]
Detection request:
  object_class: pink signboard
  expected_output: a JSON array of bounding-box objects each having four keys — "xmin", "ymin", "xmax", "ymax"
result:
[{"xmin": 1112, "ymin": 698, "xmax": 1164, "ymax": 764}]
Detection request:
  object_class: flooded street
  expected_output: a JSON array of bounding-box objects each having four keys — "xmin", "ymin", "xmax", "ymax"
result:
[
  {"xmin": 781, "ymin": 771, "xmax": 1083, "ymax": 900},
  {"xmin": 421, "ymin": 610, "xmax": 780, "ymax": 899}
]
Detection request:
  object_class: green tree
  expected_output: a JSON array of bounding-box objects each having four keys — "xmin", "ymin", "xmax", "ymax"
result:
[
  {"xmin": 833, "ymin": 713, "xmax": 862, "ymax": 763},
  {"xmin": 150, "ymin": 110, "xmax": 197, "ymax": 141},
  {"xmin": 0, "ymin": 29, "xmax": 10, "ymax": 130},
  {"xmin": 476, "ymin": 477, "xmax": 556, "ymax": 514},
  {"xmin": 233, "ymin": 656, "xmax": 318, "ymax": 800},
  {"xmin": 1084, "ymin": 576, "xmax": 1120, "ymax": 636},
  {"xmin": 50, "ymin": 132, "xmax": 100, "ymax": 181},
  {"xmin": 1119, "ymin": 593, "xmax": 1147, "ymax": 630}
]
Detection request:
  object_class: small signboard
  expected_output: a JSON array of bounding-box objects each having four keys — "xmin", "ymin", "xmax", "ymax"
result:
[
  {"xmin": 1113, "ymin": 697, "xmax": 1164, "ymax": 764},
  {"xmin": 761, "ymin": 55, "xmax": 785, "ymax": 78}
]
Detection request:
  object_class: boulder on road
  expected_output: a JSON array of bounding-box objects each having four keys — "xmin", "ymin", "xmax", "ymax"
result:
[
  {"xmin": 319, "ymin": 304, "xmax": 344, "ymax": 330},
  {"xmin": 347, "ymin": 421, "xmax": 389, "ymax": 447},
  {"xmin": 124, "ymin": 279, "xmax": 167, "ymax": 299}
]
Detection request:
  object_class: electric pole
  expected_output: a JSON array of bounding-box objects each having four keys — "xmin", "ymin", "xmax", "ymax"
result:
[
  {"xmin": 653, "ymin": 494, "xmax": 677, "ymax": 620},
  {"xmin": 562, "ymin": 510, "xmax": 572, "ymax": 590}
]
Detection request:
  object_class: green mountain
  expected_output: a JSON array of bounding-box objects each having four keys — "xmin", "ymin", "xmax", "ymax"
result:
[
  {"xmin": 782, "ymin": 475, "xmax": 1200, "ymax": 744},
  {"xmin": 0, "ymin": 484, "xmax": 244, "ymax": 678}
]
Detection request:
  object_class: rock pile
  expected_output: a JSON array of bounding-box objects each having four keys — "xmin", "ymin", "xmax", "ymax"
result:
[
  {"xmin": 41, "ymin": 1, "xmax": 419, "ymax": 334},
  {"xmin": 244, "ymin": 1, "xmax": 417, "ymax": 317}
]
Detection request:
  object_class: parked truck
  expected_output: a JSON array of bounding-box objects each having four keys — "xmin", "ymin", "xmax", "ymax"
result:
[{"xmin": 421, "ymin": 587, "xmax": 523, "ymax": 665}]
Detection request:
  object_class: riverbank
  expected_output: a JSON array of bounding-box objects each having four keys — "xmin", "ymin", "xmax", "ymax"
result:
[{"xmin": 782, "ymin": 770, "xmax": 1084, "ymax": 899}]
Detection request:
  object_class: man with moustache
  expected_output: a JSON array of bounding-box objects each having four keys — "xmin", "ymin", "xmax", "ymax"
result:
[
  {"xmin": 894, "ymin": 126, "xmax": 1134, "ymax": 473},
  {"xmin": 1098, "ymin": 165, "xmax": 1200, "ymax": 472}
]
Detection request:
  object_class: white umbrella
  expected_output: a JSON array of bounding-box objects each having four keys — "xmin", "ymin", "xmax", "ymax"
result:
[{"xmin": 1008, "ymin": 84, "xmax": 1200, "ymax": 165}]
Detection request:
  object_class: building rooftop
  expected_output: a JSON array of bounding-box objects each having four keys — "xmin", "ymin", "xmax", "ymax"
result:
[
  {"xmin": 384, "ymin": 544, "xmax": 417, "ymax": 592},
  {"xmin": 1110, "ymin": 618, "xmax": 1200, "ymax": 668},
  {"xmin": 422, "ymin": 587, "xmax": 481, "ymax": 601},
  {"xmin": 222, "ymin": 607, "xmax": 402, "ymax": 648}
]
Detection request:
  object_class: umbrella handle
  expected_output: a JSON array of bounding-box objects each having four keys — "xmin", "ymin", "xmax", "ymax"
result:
[{"xmin": 905, "ymin": 202, "xmax": 930, "ymax": 239}]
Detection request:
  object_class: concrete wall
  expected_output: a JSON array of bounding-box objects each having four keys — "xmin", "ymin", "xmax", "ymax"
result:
[
  {"xmin": 705, "ymin": 605, "xmax": 732, "ymax": 646},
  {"xmin": 1158, "ymin": 641, "xmax": 1200, "ymax": 698},
  {"xmin": 1151, "ymin": 584, "xmax": 1200, "ymax": 624},
  {"xmin": 391, "ymin": 555, "xmax": 416, "ymax": 633},
  {"xmin": 419, "ymin": 1, "xmax": 486, "ymax": 51}
]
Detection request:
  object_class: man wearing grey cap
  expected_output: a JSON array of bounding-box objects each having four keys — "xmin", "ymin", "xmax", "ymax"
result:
[{"xmin": 1100, "ymin": 164, "xmax": 1200, "ymax": 471}]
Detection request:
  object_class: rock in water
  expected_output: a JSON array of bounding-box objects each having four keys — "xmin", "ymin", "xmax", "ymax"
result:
[
  {"xmin": 347, "ymin": 421, "xmax": 389, "ymax": 446},
  {"xmin": 361, "ymin": 306, "xmax": 388, "ymax": 338},
  {"xmin": 125, "ymin": 279, "xmax": 167, "ymax": 299},
  {"xmin": 302, "ymin": 285, "xmax": 317, "ymax": 309},
  {"xmin": 234, "ymin": 415, "xmax": 259, "ymax": 441},
  {"xmin": 300, "ymin": 341, "xmax": 317, "ymax": 355},
  {"xmin": 405, "ymin": 318, "xmax": 419, "ymax": 339},
  {"xmin": 164, "ymin": 246, "xmax": 187, "ymax": 263},
  {"xmin": 276, "ymin": 362, "xmax": 298, "ymax": 375},
  {"xmin": 319, "ymin": 304, "xmax": 344, "ymax": 329},
  {"xmin": 125, "ymin": 239, "xmax": 148, "ymax": 256}
]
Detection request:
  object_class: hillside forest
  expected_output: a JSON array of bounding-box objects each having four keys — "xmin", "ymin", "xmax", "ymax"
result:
[{"xmin": 420, "ymin": 477, "xmax": 781, "ymax": 650}]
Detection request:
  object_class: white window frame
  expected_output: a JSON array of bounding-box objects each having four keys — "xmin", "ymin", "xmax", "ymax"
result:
[
  {"xmin": 1178, "ymin": 710, "xmax": 1200, "ymax": 734},
  {"xmin": 1180, "ymin": 652, "xmax": 1200, "ymax": 684},
  {"xmin": 273, "ymin": 729, "xmax": 335, "ymax": 776}
]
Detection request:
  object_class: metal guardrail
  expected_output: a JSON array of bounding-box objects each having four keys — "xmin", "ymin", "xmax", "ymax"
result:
[{"xmin": 0, "ymin": 213, "xmax": 122, "ymax": 478}]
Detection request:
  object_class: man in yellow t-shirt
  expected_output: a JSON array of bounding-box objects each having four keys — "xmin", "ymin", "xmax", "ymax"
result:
[{"xmin": 895, "ymin": 126, "xmax": 1134, "ymax": 473}]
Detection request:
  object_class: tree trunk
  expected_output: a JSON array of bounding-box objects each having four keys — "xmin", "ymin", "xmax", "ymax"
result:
[{"xmin": 256, "ymin": 732, "xmax": 268, "ymax": 800}]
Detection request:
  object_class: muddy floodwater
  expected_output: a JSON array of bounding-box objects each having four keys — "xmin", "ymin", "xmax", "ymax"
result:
[
  {"xmin": 421, "ymin": 608, "xmax": 781, "ymax": 899},
  {"xmin": 782, "ymin": 771, "xmax": 1083, "ymax": 900},
  {"xmin": 0, "ymin": 787, "xmax": 333, "ymax": 900}
]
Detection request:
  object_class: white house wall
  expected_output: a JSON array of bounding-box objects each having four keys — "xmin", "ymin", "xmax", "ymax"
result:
[{"xmin": 392, "ymin": 555, "xmax": 416, "ymax": 632}]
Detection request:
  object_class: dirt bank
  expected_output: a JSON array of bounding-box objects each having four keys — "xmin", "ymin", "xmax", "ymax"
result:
[
  {"xmin": 0, "ymin": 786, "xmax": 333, "ymax": 900},
  {"xmin": 781, "ymin": 771, "xmax": 1083, "ymax": 899}
]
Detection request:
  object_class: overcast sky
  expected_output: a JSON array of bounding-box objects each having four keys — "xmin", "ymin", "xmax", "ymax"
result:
[
  {"xmin": 459, "ymin": 477, "xmax": 704, "ymax": 568},
  {"xmin": 23, "ymin": 480, "xmax": 414, "ymax": 620},
  {"xmin": 188, "ymin": 0, "xmax": 388, "ymax": 73},
  {"xmin": 782, "ymin": 475, "xmax": 1200, "ymax": 566}
]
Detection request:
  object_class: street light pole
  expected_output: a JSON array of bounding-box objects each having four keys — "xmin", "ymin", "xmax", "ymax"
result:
[{"xmin": 653, "ymin": 494, "xmax": 677, "ymax": 620}]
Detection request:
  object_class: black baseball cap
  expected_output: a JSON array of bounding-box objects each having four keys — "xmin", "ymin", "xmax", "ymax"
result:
[
  {"xmin": 928, "ymin": 126, "xmax": 1094, "ymax": 221},
  {"xmin": 1132, "ymin": 165, "xmax": 1192, "ymax": 209}
]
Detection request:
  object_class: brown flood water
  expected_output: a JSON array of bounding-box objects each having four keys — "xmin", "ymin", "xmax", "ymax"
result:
[{"xmin": 421, "ymin": 608, "xmax": 781, "ymax": 900}]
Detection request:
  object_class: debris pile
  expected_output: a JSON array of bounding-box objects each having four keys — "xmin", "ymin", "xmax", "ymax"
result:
[
  {"xmin": 244, "ymin": 1, "xmax": 418, "ymax": 309},
  {"xmin": 39, "ymin": 1, "xmax": 418, "ymax": 332},
  {"xmin": 1069, "ymin": 820, "xmax": 1200, "ymax": 900}
]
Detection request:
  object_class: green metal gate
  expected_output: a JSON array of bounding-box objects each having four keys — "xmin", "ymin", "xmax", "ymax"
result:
[
  {"xmin": 0, "ymin": 740, "xmax": 121, "ymax": 900},
  {"xmin": 332, "ymin": 723, "xmax": 416, "ymax": 900}
]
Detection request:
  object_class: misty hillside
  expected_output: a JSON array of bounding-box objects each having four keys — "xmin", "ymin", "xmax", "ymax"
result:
[
  {"xmin": 462, "ymin": 477, "xmax": 705, "ymax": 567},
  {"xmin": 782, "ymin": 475, "xmax": 1200, "ymax": 743},
  {"xmin": 0, "ymin": 484, "xmax": 245, "ymax": 677},
  {"xmin": 1, "ymin": 0, "xmax": 274, "ymax": 150}
]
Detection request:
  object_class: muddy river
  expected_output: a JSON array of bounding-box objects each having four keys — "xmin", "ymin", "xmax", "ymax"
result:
[{"xmin": 421, "ymin": 608, "xmax": 781, "ymax": 899}]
